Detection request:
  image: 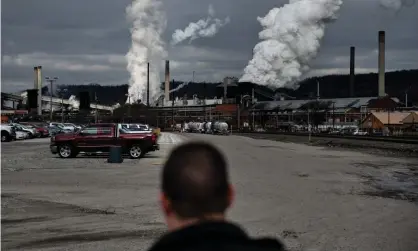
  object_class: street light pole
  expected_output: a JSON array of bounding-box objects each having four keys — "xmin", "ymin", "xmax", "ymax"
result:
[
  {"xmin": 45, "ymin": 76, "xmax": 58, "ymax": 121},
  {"xmin": 308, "ymin": 108, "xmax": 311, "ymax": 142},
  {"xmin": 95, "ymin": 92, "xmax": 98, "ymax": 123},
  {"xmin": 57, "ymin": 88, "xmax": 67, "ymax": 123}
]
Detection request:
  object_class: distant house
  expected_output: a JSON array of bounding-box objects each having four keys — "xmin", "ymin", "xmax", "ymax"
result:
[
  {"xmin": 402, "ymin": 112, "xmax": 418, "ymax": 124},
  {"xmin": 401, "ymin": 112, "xmax": 418, "ymax": 131},
  {"xmin": 360, "ymin": 111, "xmax": 410, "ymax": 130}
]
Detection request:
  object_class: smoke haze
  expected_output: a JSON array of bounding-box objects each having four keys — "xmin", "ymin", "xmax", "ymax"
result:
[
  {"xmin": 379, "ymin": 0, "xmax": 415, "ymax": 10},
  {"xmin": 171, "ymin": 4, "xmax": 230, "ymax": 45},
  {"xmin": 126, "ymin": 0, "xmax": 167, "ymax": 104},
  {"xmin": 239, "ymin": 0, "xmax": 343, "ymax": 89}
]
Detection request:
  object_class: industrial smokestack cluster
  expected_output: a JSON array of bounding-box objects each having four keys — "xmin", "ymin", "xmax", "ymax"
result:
[
  {"xmin": 349, "ymin": 46, "xmax": 355, "ymax": 97},
  {"xmin": 33, "ymin": 66, "xmax": 42, "ymax": 115},
  {"xmin": 378, "ymin": 31, "xmax": 386, "ymax": 97},
  {"xmin": 165, "ymin": 60, "xmax": 170, "ymax": 101},
  {"xmin": 348, "ymin": 31, "xmax": 386, "ymax": 98}
]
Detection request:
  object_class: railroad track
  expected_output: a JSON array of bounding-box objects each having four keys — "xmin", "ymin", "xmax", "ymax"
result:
[{"xmin": 236, "ymin": 131, "xmax": 418, "ymax": 145}]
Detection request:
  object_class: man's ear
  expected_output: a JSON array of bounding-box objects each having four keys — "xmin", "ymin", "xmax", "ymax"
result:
[
  {"xmin": 227, "ymin": 184, "xmax": 235, "ymax": 209},
  {"xmin": 160, "ymin": 192, "xmax": 172, "ymax": 215}
]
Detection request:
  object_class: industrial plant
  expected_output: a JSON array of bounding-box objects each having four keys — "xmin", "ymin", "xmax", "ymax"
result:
[{"xmin": 1, "ymin": 31, "xmax": 417, "ymax": 135}]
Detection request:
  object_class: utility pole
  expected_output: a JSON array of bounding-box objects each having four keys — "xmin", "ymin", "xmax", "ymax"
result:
[
  {"xmin": 387, "ymin": 108, "xmax": 391, "ymax": 135},
  {"xmin": 203, "ymin": 82, "xmax": 207, "ymax": 121},
  {"xmin": 45, "ymin": 76, "xmax": 58, "ymax": 121},
  {"xmin": 237, "ymin": 96, "xmax": 241, "ymax": 131},
  {"xmin": 171, "ymin": 89, "xmax": 175, "ymax": 132},
  {"xmin": 252, "ymin": 88, "xmax": 255, "ymax": 130},
  {"xmin": 308, "ymin": 108, "xmax": 311, "ymax": 142},
  {"xmin": 332, "ymin": 102, "xmax": 335, "ymax": 129},
  {"xmin": 58, "ymin": 88, "xmax": 67, "ymax": 123},
  {"xmin": 405, "ymin": 91, "xmax": 408, "ymax": 108},
  {"xmin": 95, "ymin": 92, "xmax": 98, "ymax": 123}
]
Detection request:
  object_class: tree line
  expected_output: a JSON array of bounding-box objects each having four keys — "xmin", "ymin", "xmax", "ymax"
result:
[{"xmin": 55, "ymin": 69, "xmax": 417, "ymax": 106}]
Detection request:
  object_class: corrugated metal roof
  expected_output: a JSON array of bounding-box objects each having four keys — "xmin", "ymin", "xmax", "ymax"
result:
[{"xmin": 371, "ymin": 112, "xmax": 410, "ymax": 125}]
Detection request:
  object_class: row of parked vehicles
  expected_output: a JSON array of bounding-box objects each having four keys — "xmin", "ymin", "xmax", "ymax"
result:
[
  {"xmin": 180, "ymin": 121, "xmax": 230, "ymax": 135},
  {"xmin": 0, "ymin": 122, "xmax": 86, "ymax": 142}
]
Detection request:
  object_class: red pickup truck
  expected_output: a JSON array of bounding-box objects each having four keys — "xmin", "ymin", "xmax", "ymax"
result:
[{"xmin": 50, "ymin": 123, "xmax": 159, "ymax": 159}]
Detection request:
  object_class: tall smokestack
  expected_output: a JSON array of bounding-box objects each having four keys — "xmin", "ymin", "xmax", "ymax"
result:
[
  {"xmin": 165, "ymin": 60, "xmax": 170, "ymax": 102},
  {"xmin": 378, "ymin": 31, "xmax": 385, "ymax": 97},
  {"xmin": 316, "ymin": 81, "xmax": 320, "ymax": 100},
  {"xmin": 349, "ymin": 46, "xmax": 355, "ymax": 97},
  {"xmin": 33, "ymin": 66, "xmax": 42, "ymax": 115},
  {"xmin": 34, "ymin": 67, "xmax": 38, "ymax": 89},
  {"xmin": 147, "ymin": 62, "xmax": 150, "ymax": 106}
]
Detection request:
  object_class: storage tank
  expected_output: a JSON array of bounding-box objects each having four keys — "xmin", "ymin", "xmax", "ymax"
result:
[{"xmin": 213, "ymin": 121, "xmax": 229, "ymax": 135}]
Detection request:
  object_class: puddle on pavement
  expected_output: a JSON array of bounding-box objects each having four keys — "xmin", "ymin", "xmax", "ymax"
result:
[{"xmin": 350, "ymin": 161, "xmax": 418, "ymax": 203}]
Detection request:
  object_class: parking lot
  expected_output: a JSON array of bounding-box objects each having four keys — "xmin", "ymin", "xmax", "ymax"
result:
[
  {"xmin": 1, "ymin": 133, "xmax": 185, "ymax": 250},
  {"xmin": 2, "ymin": 132, "xmax": 418, "ymax": 251}
]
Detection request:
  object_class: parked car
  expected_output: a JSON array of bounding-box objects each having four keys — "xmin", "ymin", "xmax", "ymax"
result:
[
  {"xmin": 20, "ymin": 123, "xmax": 50, "ymax": 137},
  {"xmin": 1, "ymin": 124, "xmax": 16, "ymax": 142},
  {"xmin": 63, "ymin": 123, "xmax": 82, "ymax": 131},
  {"xmin": 120, "ymin": 123, "xmax": 152, "ymax": 134},
  {"xmin": 50, "ymin": 123, "xmax": 159, "ymax": 159},
  {"xmin": 48, "ymin": 126, "xmax": 73, "ymax": 136},
  {"xmin": 49, "ymin": 122, "xmax": 76, "ymax": 131},
  {"xmin": 352, "ymin": 129, "xmax": 368, "ymax": 136},
  {"xmin": 15, "ymin": 130, "xmax": 29, "ymax": 140},
  {"xmin": 10, "ymin": 123, "xmax": 38, "ymax": 138}
]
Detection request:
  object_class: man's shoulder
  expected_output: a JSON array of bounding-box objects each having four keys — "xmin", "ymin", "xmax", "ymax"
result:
[
  {"xmin": 246, "ymin": 237, "xmax": 286, "ymax": 250},
  {"xmin": 148, "ymin": 221, "xmax": 285, "ymax": 251}
]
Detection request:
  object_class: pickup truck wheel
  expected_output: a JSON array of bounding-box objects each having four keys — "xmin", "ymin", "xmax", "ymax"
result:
[
  {"xmin": 1, "ymin": 131, "xmax": 10, "ymax": 142},
  {"xmin": 58, "ymin": 144, "xmax": 75, "ymax": 158},
  {"xmin": 129, "ymin": 145, "xmax": 144, "ymax": 159}
]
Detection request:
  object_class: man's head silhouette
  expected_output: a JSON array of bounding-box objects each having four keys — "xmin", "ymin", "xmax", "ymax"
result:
[{"xmin": 160, "ymin": 141, "xmax": 234, "ymax": 231}]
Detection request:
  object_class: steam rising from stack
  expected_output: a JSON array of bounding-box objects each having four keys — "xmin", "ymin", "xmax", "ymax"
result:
[
  {"xmin": 126, "ymin": 0, "xmax": 167, "ymax": 104},
  {"xmin": 240, "ymin": 0, "xmax": 343, "ymax": 89},
  {"xmin": 171, "ymin": 4, "xmax": 230, "ymax": 45}
]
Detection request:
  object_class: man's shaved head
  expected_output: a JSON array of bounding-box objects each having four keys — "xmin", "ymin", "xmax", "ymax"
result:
[{"xmin": 161, "ymin": 141, "xmax": 230, "ymax": 219}]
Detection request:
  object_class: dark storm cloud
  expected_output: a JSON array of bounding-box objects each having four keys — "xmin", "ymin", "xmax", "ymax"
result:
[{"xmin": 2, "ymin": 0, "xmax": 418, "ymax": 93}]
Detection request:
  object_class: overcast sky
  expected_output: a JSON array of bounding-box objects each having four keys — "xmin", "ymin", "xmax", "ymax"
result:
[{"xmin": 1, "ymin": 0, "xmax": 417, "ymax": 93}]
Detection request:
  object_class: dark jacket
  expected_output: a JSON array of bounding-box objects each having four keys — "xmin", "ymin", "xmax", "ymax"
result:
[{"xmin": 148, "ymin": 221, "xmax": 286, "ymax": 251}]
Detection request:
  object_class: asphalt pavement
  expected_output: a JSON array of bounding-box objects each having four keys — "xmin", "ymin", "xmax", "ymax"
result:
[{"xmin": 1, "ymin": 133, "xmax": 418, "ymax": 251}]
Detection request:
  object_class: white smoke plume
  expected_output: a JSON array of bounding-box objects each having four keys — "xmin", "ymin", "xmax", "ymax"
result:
[
  {"xmin": 239, "ymin": 0, "xmax": 343, "ymax": 89},
  {"xmin": 379, "ymin": 0, "xmax": 415, "ymax": 10},
  {"xmin": 126, "ymin": 0, "xmax": 167, "ymax": 104},
  {"xmin": 380, "ymin": 0, "xmax": 402, "ymax": 9},
  {"xmin": 169, "ymin": 82, "xmax": 190, "ymax": 93},
  {"xmin": 68, "ymin": 95, "xmax": 80, "ymax": 109},
  {"xmin": 171, "ymin": 4, "xmax": 230, "ymax": 45}
]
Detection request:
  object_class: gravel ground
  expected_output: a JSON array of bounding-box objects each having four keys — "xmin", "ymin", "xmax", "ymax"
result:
[{"xmin": 2, "ymin": 133, "xmax": 418, "ymax": 251}]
